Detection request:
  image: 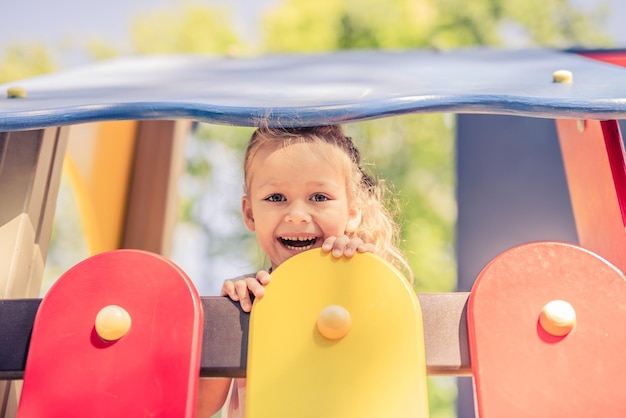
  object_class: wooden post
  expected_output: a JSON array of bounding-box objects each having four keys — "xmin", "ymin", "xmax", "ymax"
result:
[
  {"xmin": 556, "ymin": 119, "xmax": 626, "ymax": 272},
  {"xmin": 121, "ymin": 120, "xmax": 191, "ymax": 256},
  {"xmin": 65, "ymin": 120, "xmax": 191, "ymax": 257},
  {"xmin": 0, "ymin": 127, "xmax": 68, "ymax": 418}
]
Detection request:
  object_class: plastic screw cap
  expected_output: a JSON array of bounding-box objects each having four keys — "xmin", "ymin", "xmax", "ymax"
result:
[
  {"xmin": 552, "ymin": 70, "xmax": 573, "ymax": 83},
  {"xmin": 6, "ymin": 86, "xmax": 26, "ymax": 98},
  {"xmin": 317, "ymin": 305, "xmax": 351, "ymax": 340},
  {"xmin": 539, "ymin": 300, "xmax": 576, "ymax": 337},
  {"xmin": 95, "ymin": 305, "xmax": 132, "ymax": 341}
]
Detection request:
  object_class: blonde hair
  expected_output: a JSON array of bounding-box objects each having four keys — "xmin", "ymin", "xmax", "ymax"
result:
[{"xmin": 243, "ymin": 125, "xmax": 413, "ymax": 282}]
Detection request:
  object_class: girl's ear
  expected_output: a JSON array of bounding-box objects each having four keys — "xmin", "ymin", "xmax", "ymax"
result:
[
  {"xmin": 346, "ymin": 205, "xmax": 362, "ymax": 233},
  {"xmin": 242, "ymin": 196, "xmax": 256, "ymax": 231}
]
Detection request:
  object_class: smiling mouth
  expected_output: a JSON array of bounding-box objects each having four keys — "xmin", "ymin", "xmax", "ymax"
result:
[{"xmin": 279, "ymin": 236, "xmax": 318, "ymax": 251}]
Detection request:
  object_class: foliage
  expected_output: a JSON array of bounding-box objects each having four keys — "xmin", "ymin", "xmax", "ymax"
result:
[
  {"xmin": 262, "ymin": 0, "xmax": 439, "ymax": 51},
  {"xmin": 83, "ymin": 38, "xmax": 120, "ymax": 61},
  {"xmin": 0, "ymin": 43, "xmax": 56, "ymax": 83},
  {"xmin": 173, "ymin": 123, "xmax": 260, "ymax": 295},
  {"xmin": 345, "ymin": 115, "xmax": 457, "ymax": 292},
  {"xmin": 262, "ymin": 0, "xmax": 612, "ymax": 51},
  {"xmin": 131, "ymin": 4, "xmax": 242, "ymax": 54}
]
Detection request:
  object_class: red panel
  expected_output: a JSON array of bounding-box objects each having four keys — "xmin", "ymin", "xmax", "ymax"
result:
[
  {"xmin": 576, "ymin": 50, "xmax": 626, "ymax": 68},
  {"xmin": 556, "ymin": 119, "xmax": 626, "ymax": 273},
  {"xmin": 17, "ymin": 250, "xmax": 203, "ymax": 418},
  {"xmin": 469, "ymin": 242, "xmax": 626, "ymax": 418}
]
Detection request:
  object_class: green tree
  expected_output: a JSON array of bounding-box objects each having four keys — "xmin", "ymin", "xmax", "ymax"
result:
[
  {"xmin": 261, "ymin": 0, "xmax": 439, "ymax": 51},
  {"xmin": 262, "ymin": 0, "xmax": 611, "ymax": 50},
  {"xmin": 83, "ymin": 38, "xmax": 120, "ymax": 61},
  {"xmin": 0, "ymin": 43, "xmax": 56, "ymax": 83},
  {"xmin": 131, "ymin": 4, "xmax": 242, "ymax": 54}
]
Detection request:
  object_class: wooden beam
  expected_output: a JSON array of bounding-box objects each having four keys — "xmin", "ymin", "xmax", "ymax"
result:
[
  {"xmin": 0, "ymin": 128, "xmax": 68, "ymax": 297},
  {"xmin": 64, "ymin": 121, "xmax": 138, "ymax": 255},
  {"xmin": 121, "ymin": 120, "xmax": 191, "ymax": 257},
  {"xmin": 0, "ymin": 127, "xmax": 68, "ymax": 418},
  {"xmin": 0, "ymin": 292, "xmax": 470, "ymax": 380}
]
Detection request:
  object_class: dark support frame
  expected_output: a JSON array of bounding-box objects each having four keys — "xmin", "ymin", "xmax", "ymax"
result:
[{"xmin": 0, "ymin": 293, "xmax": 470, "ymax": 380}]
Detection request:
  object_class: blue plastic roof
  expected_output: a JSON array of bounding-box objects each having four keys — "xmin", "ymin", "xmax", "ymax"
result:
[{"xmin": 1, "ymin": 48, "xmax": 626, "ymax": 131}]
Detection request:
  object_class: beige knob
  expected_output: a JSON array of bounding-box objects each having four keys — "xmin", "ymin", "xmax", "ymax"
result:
[
  {"xmin": 95, "ymin": 305, "xmax": 132, "ymax": 341},
  {"xmin": 539, "ymin": 300, "xmax": 576, "ymax": 337},
  {"xmin": 552, "ymin": 70, "xmax": 573, "ymax": 83},
  {"xmin": 6, "ymin": 86, "xmax": 27, "ymax": 98},
  {"xmin": 317, "ymin": 305, "xmax": 351, "ymax": 340}
]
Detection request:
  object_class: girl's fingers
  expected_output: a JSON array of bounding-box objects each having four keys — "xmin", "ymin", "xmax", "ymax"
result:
[
  {"xmin": 322, "ymin": 235, "xmax": 374, "ymax": 258},
  {"xmin": 233, "ymin": 280, "xmax": 253, "ymax": 312},
  {"xmin": 221, "ymin": 271, "xmax": 271, "ymax": 313},
  {"xmin": 245, "ymin": 277, "xmax": 266, "ymax": 299},
  {"xmin": 342, "ymin": 237, "xmax": 362, "ymax": 257},
  {"xmin": 322, "ymin": 237, "xmax": 336, "ymax": 252},
  {"xmin": 330, "ymin": 235, "xmax": 350, "ymax": 257},
  {"xmin": 256, "ymin": 270, "xmax": 272, "ymax": 285},
  {"xmin": 220, "ymin": 280, "xmax": 237, "ymax": 299}
]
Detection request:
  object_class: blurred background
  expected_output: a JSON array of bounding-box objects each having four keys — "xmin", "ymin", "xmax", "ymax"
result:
[{"xmin": 1, "ymin": 0, "xmax": 624, "ymax": 416}]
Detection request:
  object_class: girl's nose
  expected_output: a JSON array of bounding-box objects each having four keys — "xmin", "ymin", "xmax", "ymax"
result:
[{"xmin": 284, "ymin": 202, "xmax": 312, "ymax": 223}]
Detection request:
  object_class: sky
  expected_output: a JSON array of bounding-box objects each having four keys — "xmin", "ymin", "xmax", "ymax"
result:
[
  {"xmin": 1, "ymin": 0, "xmax": 625, "ymax": 66},
  {"xmin": 0, "ymin": 0, "xmax": 279, "ymax": 67},
  {"xmin": 0, "ymin": 0, "xmax": 273, "ymax": 49}
]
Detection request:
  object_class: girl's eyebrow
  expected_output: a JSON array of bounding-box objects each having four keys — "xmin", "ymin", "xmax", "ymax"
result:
[
  {"xmin": 258, "ymin": 179, "xmax": 341, "ymax": 189},
  {"xmin": 255, "ymin": 180, "xmax": 286, "ymax": 189}
]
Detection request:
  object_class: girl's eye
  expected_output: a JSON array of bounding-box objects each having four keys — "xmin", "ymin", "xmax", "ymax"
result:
[
  {"xmin": 265, "ymin": 194, "xmax": 285, "ymax": 202},
  {"xmin": 311, "ymin": 193, "xmax": 329, "ymax": 202}
]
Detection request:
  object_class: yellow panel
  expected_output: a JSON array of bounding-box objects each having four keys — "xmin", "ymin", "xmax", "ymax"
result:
[
  {"xmin": 64, "ymin": 121, "xmax": 137, "ymax": 254},
  {"xmin": 246, "ymin": 250, "xmax": 429, "ymax": 418}
]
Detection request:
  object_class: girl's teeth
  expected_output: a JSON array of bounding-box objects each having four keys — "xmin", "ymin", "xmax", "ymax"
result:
[
  {"xmin": 279, "ymin": 236, "xmax": 317, "ymax": 250},
  {"xmin": 285, "ymin": 244, "xmax": 313, "ymax": 251}
]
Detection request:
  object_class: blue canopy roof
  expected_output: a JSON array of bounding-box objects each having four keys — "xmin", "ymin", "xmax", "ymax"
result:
[{"xmin": 1, "ymin": 48, "xmax": 626, "ymax": 131}]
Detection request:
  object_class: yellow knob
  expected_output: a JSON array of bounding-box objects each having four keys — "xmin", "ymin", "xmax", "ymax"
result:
[
  {"xmin": 552, "ymin": 69, "xmax": 573, "ymax": 83},
  {"xmin": 539, "ymin": 300, "xmax": 576, "ymax": 337},
  {"xmin": 317, "ymin": 305, "xmax": 351, "ymax": 340},
  {"xmin": 95, "ymin": 305, "xmax": 132, "ymax": 341},
  {"xmin": 6, "ymin": 86, "xmax": 27, "ymax": 98}
]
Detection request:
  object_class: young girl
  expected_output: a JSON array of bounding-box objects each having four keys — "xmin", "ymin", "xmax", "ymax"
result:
[{"xmin": 196, "ymin": 125, "xmax": 410, "ymax": 418}]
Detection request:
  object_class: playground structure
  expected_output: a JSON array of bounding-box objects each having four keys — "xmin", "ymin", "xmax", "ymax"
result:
[{"xmin": 1, "ymin": 48, "xmax": 626, "ymax": 416}]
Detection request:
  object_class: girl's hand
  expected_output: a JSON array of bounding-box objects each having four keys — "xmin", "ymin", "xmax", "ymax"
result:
[
  {"xmin": 221, "ymin": 270, "xmax": 271, "ymax": 313},
  {"xmin": 321, "ymin": 235, "xmax": 375, "ymax": 258}
]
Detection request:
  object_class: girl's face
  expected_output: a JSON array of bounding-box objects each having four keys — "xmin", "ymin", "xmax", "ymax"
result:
[{"xmin": 242, "ymin": 142, "xmax": 361, "ymax": 270}]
